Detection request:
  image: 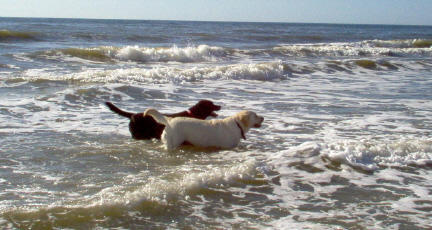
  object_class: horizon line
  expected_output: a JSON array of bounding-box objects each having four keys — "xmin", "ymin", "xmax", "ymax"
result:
[{"xmin": 1, "ymin": 16, "xmax": 431, "ymax": 27}]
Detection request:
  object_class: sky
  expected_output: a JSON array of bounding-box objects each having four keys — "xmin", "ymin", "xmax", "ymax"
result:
[{"xmin": 1, "ymin": 0, "xmax": 432, "ymax": 26}]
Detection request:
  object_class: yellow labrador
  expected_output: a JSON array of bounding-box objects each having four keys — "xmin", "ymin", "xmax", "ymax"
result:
[{"xmin": 144, "ymin": 109, "xmax": 264, "ymax": 150}]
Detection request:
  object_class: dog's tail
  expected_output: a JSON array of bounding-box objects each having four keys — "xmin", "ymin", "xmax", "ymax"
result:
[
  {"xmin": 144, "ymin": 108, "xmax": 171, "ymax": 128},
  {"xmin": 105, "ymin": 102, "xmax": 134, "ymax": 119}
]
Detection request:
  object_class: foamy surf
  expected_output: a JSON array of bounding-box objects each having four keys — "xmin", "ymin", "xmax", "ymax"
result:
[
  {"xmin": 36, "ymin": 45, "xmax": 230, "ymax": 63},
  {"xmin": 90, "ymin": 159, "xmax": 260, "ymax": 206},
  {"xmin": 15, "ymin": 61, "xmax": 290, "ymax": 83},
  {"xmin": 0, "ymin": 159, "xmax": 266, "ymax": 228},
  {"xmin": 320, "ymin": 137, "xmax": 432, "ymax": 170},
  {"xmin": 9, "ymin": 58, "xmax": 431, "ymax": 85},
  {"xmin": 272, "ymin": 137, "xmax": 432, "ymax": 172},
  {"xmin": 273, "ymin": 41, "xmax": 432, "ymax": 57},
  {"xmin": 15, "ymin": 39, "xmax": 432, "ymax": 66}
]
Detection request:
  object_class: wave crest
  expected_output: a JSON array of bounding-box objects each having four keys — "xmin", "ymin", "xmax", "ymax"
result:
[
  {"xmin": 361, "ymin": 39, "xmax": 432, "ymax": 48},
  {"xmin": 274, "ymin": 39, "xmax": 432, "ymax": 57},
  {"xmin": 24, "ymin": 39, "xmax": 432, "ymax": 64},
  {"xmin": 19, "ymin": 61, "xmax": 291, "ymax": 83},
  {"xmin": 115, "ymin": 45, "xmax": 228, "ymax": 62},
  {"xmin": 39, "ymin": 45, "xmax": 230, "ymax": 63},
  {"xmin": 14, "ymin": 58, "xmax": 432, "ymax": 85}
]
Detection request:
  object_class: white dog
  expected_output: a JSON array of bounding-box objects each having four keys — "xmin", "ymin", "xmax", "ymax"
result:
[{"xmin": 144, "ymin": 109, "xmax": 264, "ymax": 150}]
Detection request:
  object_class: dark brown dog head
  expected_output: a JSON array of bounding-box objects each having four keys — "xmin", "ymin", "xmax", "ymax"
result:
[{"xmin": 188, "ymin": 100, "xmax": 221, "ymax": 119}]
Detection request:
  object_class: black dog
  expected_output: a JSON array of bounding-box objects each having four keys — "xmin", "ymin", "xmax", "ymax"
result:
[{"xmin": 105, "ymin": 100, "xmax": 221, "ymax": 140}]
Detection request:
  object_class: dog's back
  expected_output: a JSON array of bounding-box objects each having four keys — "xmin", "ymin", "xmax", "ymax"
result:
[
  {"xmin": 147, "ymin": 113, "xmax": 241, "ymax": 150},
  {"xmin": 106, "ymin": 102, "xmax": 164, "ymax": 140},
  {"xmin": 129, "ymin": 114, "xmax": 165, "ymax": 140},
  {"xmin": 180, "ymin": 119, "xmax": 238, "ymax": 149}
]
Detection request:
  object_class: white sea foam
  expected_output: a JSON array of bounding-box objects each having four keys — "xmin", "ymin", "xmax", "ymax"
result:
[
  {"xmin": 39, "ymin": 45, "xmax": 230, "ymax": 63},
  {"xmin": 87, "ymin": 159, "xmax": 259, "ymax": 207},
  {"xmin": 320, "ymin": 137, "xmax": 432, "ymax": 170},
  {"xmin": 18, "ymin": 62, "xmax": 290, "ymax": 83},
  {"xmin": 16, "ymin": 58, "xmax": 429, "ymax": 86},
  {"xmin": 268, "ymin": 137, "xmax": 432, "ymax": 190},
  {"xmin": 33, "ymin": 40, "xmax": 432, "ymax": 66},
  {"xmin": 274, "ymin": 41, "xmax": 432, "ymax": 57},
  {"xmin": 360, "ymin": 39, "xmax": 432, "ymax": 48},
  {"xmin": 114, "ymin": 45, "xmax": 228, "ymax": 62}
]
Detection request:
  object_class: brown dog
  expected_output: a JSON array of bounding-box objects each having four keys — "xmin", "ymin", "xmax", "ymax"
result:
[{"xmin": 105, "ymin": 100, "xmax": 221, "ymax": 140}]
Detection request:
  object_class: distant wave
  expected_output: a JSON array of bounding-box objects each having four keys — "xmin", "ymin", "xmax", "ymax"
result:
[
  {"xmin": 70, "ymin": 32, "xmax": 109, "ymax": 41},
  {"xmin": 126, "ymin": 34, "xmax": 170, "ymax": 43},
  {"xmin": 273, "ymin": 39, "xmax": 432, "ymax": 57},
  {"xmin": 45, "ymin": 47, "xmax": 113, "ymax": 62},
  {"xmin": 37, "ymin": 45, "xmax": 231, "ymax": 63},
  {"xmin": 23, "ymin": 39, "xmax": 432, "ymax": 64},
  {"xmin": 245, "ymin": 34, "xmax": 324, "ymax": 42},
  {"xmin": 0, "ymin": 63, "xmax": 11, "ymax": 69},
  {"xmin": 0, "ymin": 30, "xmax": 40, "ymax": 41},
  {"xmin": 361, "ymin": 39, "xmax": 432, "ymax": 48}
]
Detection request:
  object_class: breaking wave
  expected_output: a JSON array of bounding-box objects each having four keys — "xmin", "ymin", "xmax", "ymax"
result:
[
  {"xmin": 13, "ymin": 58, "xmax": 431, "ymax": 84},
  {"xmin": 18, "ymin": 62, "xmax": 291, "ymax": 83},
  {"xmin": 38, "ymin": 45, "xmax": 231, "ymax": 63},
  {"xmin": 23, "ymin": 39, "xmax": 432, "ymax": 64},
  {"xmin": 361, "ymin": 39, "xmax": 432, "ymax": 48},
  {"xmin": 273, "ymin": 40, "xmax": 432, "ymax": 57}
]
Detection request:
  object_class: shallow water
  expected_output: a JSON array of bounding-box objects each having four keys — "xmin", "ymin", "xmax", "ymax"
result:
[{"xmin": 1, "ymin": 18, "xmax": 432, "ymax": 229}]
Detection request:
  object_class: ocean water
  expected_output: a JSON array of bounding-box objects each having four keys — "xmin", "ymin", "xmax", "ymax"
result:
[{"xmin": 1, "ymin": 17, "xmax": 432, "ymax": 229}]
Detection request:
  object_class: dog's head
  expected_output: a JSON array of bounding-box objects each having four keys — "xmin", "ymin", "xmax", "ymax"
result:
[
  {"xmin": 190, "ymin": 100, "xmax": 221, "ymax": 119},
  {"xmin": 236, "ymin": 110, "xmax": 264, "ymax": 131}
]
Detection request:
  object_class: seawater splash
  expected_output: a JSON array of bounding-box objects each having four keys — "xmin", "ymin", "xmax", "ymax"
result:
[{"xmin": 320, "ymin": 137, "xmax": 432, "ymax": 170}]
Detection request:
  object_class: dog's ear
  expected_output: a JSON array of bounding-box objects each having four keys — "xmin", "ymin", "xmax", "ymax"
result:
[{"xmin": 239, "ymin": 112, "xmax": 250, "ymax": 128}]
